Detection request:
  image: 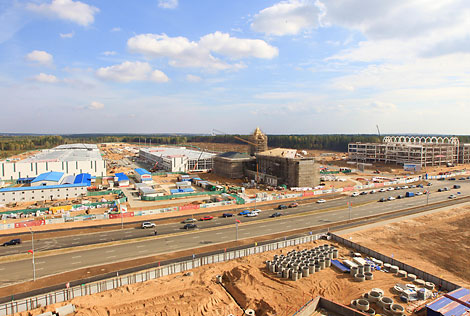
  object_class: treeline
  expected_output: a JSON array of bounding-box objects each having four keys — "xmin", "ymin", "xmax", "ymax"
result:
[{"xmin": 2, "ymin": 134, "xmax": 470, "ymax": 158}]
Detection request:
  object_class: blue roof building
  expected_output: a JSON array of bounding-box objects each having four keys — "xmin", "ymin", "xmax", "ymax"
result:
[
  {"xmin": 115, "ymin": 173, "xmax": 129, "ymax": 181},
  {"xmin": 135, "ymin": 168, "xmax": 150, "ymax": 175},
  {"xmin": 74, "ymin": 173, "xmax": 91, "ymax": 186},
  {"xmin": 427, "ymin": 288, "xmax": 470, "ymax": 316},
  {"xmin": 31, "ymin": 171, "xmax": 64, "ymax": 185}
]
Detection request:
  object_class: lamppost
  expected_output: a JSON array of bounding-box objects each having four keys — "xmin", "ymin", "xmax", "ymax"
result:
[
  {"xmin": 235, "ymin": 219, "xmax": 240, "ymax": 241},
  {"xmin": 348, "ymin": 199, "xmax": 352, "ymax": 221},
  {"xmin": 28, "ymin": 227, "xmax": 36, "ymax": 281}
]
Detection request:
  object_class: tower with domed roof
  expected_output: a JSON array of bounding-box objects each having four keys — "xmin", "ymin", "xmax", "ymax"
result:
[{"xmin": 249, "ymin": 127, "xmax": 268, "ymax": 156}]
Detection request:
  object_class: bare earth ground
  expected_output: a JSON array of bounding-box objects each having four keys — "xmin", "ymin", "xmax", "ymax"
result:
[
  {"xmin": 13, "ymin": 205, "xmax": 470, "ymax": 316},
  {"xmin": 344, "ymin": 204, "xmax": 470, "ymax": 288}
]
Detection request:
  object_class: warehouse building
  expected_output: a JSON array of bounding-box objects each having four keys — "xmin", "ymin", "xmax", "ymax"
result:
[
  {"xmin": 114, "ymin": 173, "xmax": 129, "ymax": 187},
  {"xmin": 348, "ymin": 136, "xmax": 470, "ymax": 167},
  {"xmin": 139, "ymin": 147, "xmax": 215, "ymax": 172},
  {"xmin": 0, "ymin": 143, "xmax": 106, "ymax": 180},
  {"xmin": 134, "ymin": 168, "xmax": 152, "ymax": 182},
  {"xmin": 0, "ymin": 184, "xmax": 87, "ymax": 204},
  {"xmin": 31, "ymin": 171, "xmax": 64, "ymax": 186}
]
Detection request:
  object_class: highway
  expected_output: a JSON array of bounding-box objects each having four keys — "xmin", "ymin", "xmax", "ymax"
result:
[
  {"xmin": 0, "ymin": 179, "xmax": 469, "ymax": 285},
  {"xmin": 0, "ymin": 180, "xmax": 464, "ymax": 256}
]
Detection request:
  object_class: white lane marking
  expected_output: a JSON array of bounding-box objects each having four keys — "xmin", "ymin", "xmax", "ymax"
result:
[
  {"xmin": 36, "ymin": 261, "xmax": 46, "ymax": 264},
  {"xmin": 36, "ymin": 268, "xmax": 44, "ymax": 271},
  {"xmin": 192, "ymin": 236, "xmax": 199, "ymax": 239},
  {"xmin": 286, "ymin": 225, "xmax": 292, "ymax": 228},
  {"xmin": 72, "ymin": 242, "xmax": 79, "ymax": 245},
  {"xmin": 259, "ymin": 225, "xmax": 266, "ymax": 228},
  {"xmin": 105, "ymin": 250, "xmax": 116, "ymax": 253},
  {"xmin": 0, "ymin": 268, "xmax": 5, "ymax": 271},
  {"xmin": 166, "ymin": 240, "xmax": 174, "ymax": 243},
  {"xmin": 99, "ymin": 238, "xmax": 107, "ymax": 241},
  {"xmin": 215, "ymin": 232, "xmax": 223, "ymax": 235},
  {"xmin": 107, "ymin": 255, "xmax": 117, "ymax": 259},
  {"xmin": 72, "ymin": 261, "xmax": 82, "ymax": 265},
  {"xmin": 72, "ymin": 255, "xmax": 81, "ymax": 259},
  {"xmin": 138, "ymin": 250, "xmax": 147, "ymax": 253},
  {"xmin": 137, "ymin": 245, "xmax": 145, "ymax": 248},
  {"xmin": 73, "ymin": 238, "xmax": 80, "ymax": 241}
]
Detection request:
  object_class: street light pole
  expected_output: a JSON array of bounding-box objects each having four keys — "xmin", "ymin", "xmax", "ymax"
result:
[
  {"xmin": 28, "ymin": 228, "xmax": 36, "ymax": 281},
  {"xmin": 235, "ymin": 220, "xmax": 239, "ymax": 241},
  {"xmin": 348, "ymin": 199, "xmax": 352, "ymax": 221}
]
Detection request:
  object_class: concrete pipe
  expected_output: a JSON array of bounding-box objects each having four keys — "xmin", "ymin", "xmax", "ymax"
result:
[
  {"xmin": 319, "ymin": 259, "xmax": 325, "ymax": 269},
  {"xmin": 282, "ymin": 269, "xmax": 289, "ymax": 279},
  {"xmin": 390, "ymin": 265, "xmax": 399, "ymax": 273},
  {"xmin": 425, "ymin": 282, "xmax": 435, "ymax": 290},
  {"xmin": 396, "ymin": 270, "xmax": 407, "ymax": 278},
  {"xmin": 55, "ymin": 305, "xmax": 76, "ymax": 316},
  {"xmin": 390, "ymin": 304, "xmax": 405, "ymax": 316},
  {"xmin": 274, "ymin": 255, "xmax": 279, "ymax": 260},
  {"xmin": 297, "ymin": 271, "xmax": 303, "ymax": 280},
  {"xmin": 315, "ymin": 264, "xmax": 321, "ymax": 272},
  {"xmin": 266, "ymin": 261, "xmax": 271, "ymax": 270},
  {"xmin": 355, "ymin": 273, "xmax": 366, "ymax": 282},
  {"xmin": 350, "ymin": 266, "xmax": 359, "ymax": 276},
  {"xmin": 376, "ymin": 260, "xmax": 384, "ymax": 267},
  {"xmin": 368, "ymin": 291, "xmax": 380, "ymax": 302},
  {"xmin": 371, "ymin": 288, "xmax": 384, "ymax": 296},
  {"xmin": 356, "ymin": 299, "xmax": 370, "ymax": 312},
  {"xmin": 364, "ymin": 264, "xmax": 372, "ymax": 273},
  {"xmin": 379, "ymin": 297, "xmax": 394, "ymax": 310},
  {"xmin": 325, "ymin": 258, "xmax": 331, "ymax": 267},
  {"xmin": 414, "ymin": 279, "xmax": 425, "ymax": 286},
  {"xmin": 364, "ymin": 308, "xmax": 376, "ymax": 316},
  {"xmin": 407, "ymin": 273, "xmax": 417, "ymax": 281},
  {"xmin": 302, "ymin": 267, "xmax": 309, "ymax": 277},
  {"xmin": 362, "ymin": 292, "xmax": 370, "ymax": 300},
  {"xmin": 277, "ymin": 271, "xmax": 283, "ymax": 278},
  {"xmin": 383, "ymin": 263, "xmax": 392, "ymax": 271},
  {"xmin": 38, "ymin": 313, "xmax": 54, "ymax": 316},
  {"xmin": 358, "ymin": 266, "xmax": 365, "ymax": 274},
  {"xmin": 309, "ymin": 264, "xmax": 315, "ymax": 274},
  {"xmin": 244, "ymin": 308, "xmax": 256, "ymax": 316},
  {"xmin": 328, "ymin": 252, "xmax": 334, "ymax": 259},
  {"xmin": 383, "ymin": 306, "xmax": 392, "ymax": 316},
  {"xmin": 365, "ymin": 272, "xmax": 374, "ymax": 280},
  {"xmin": 350, "ymin": 300, "xmax": 358, "ymax": 309},
  {"xmin": 291, "ymin": 271, "xmax": 298, "ymax": 281},
  {"xmin": 333, "ymin": 249, "xmax": 339, "ymax": 259}
]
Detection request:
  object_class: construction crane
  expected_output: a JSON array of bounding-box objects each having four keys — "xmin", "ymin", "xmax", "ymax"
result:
[
  {"xmin": 211, "ymin": 129, "xmax": 260, "ymax": 184},
  {"xmin": 376, "ymin": 124, "xmax": 381, "ymax": 138}
]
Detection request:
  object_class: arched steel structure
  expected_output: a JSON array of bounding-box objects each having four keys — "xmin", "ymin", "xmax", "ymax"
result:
[{"xmin": 383, "ymin": 136, "xmax": 459, "ymax": 146}]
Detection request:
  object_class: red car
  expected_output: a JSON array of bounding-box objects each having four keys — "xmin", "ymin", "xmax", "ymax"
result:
[
  {"xmin": 200, "ymin": 215, "xmax": 214, "ymax": 221},
  {"xmin": 289, "ymin": 202, "xmax": 299, "ymax": 208}
]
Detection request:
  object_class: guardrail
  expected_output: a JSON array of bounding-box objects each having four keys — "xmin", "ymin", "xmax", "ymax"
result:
[{"xmin": 0, "ymin": 233, "xmax": 324, "ymax": 315}]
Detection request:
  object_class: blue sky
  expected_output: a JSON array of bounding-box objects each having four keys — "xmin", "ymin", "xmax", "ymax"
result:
[{"xmin": 1, "ymin": 0, "xmax": 470, "ymax": 135}]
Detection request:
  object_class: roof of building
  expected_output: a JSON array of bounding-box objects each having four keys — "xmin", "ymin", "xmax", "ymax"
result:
[
  {"xmin": 74, "ymin": 173, "xmax": 91, "ymax": 185},
  {"xmin": 135, "ymin": 168, "xmax": 151, "ymax": 175},
  {"xmin": 257, "ymin": 148, "xmax": 297, "ymax": 159},
  {"xmin": 0, "ymin": 183, "xmax": 87, "ymax": 193},
  {"xmin": 20, "ymin": 144, "xmax": 103, "ymax": 163},
  {"xmin": 140, "ymin": 187, "xmax": 158, "ymax": 194},
  {"xmin": 115, "ymin": 173, "xmax": 129, "ymax": 181},
  {"xmin": 217, "ymin": 151, "xmax": 253, "ymax": 159},
  {"xmin": 54, "ymin": 144, "xmax": 98, "ymax": 150},
  {"xmin": 427, "ymin": 288, "xmax": 470, "ymax": 316},
  {"xmin": 31, "ymin": 171, "xmax": 64, "ymax": 183},
  {"xmin": 140, "ymin": 146, "xmax": 215, "ymax": 160},
  {"xmin": 61, "ymin": 175, "xmax": 75, "ymax": 184}
]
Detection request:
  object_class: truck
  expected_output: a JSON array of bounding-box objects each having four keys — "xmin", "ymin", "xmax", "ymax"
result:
[{"xmin": 405, "ymin": 192, "xmax": 415, "ymax": 197}]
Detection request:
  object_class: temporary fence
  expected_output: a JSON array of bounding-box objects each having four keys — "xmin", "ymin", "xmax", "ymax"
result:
[
  {"xmin": 330, "ymin": 233, "xmax": 460, "ymax": 292},
  {"xmin": 141, "ymin": 190, "xmax": 224, "ymax": 201},
  {"xmin": 0, "ymin": 233, "xmax": 324, "ymax": 316}
]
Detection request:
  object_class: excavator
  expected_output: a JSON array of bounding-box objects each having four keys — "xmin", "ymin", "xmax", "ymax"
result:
[{"xmin": 149, "ymin": 161, "xmax": 159, "ymax": 172}]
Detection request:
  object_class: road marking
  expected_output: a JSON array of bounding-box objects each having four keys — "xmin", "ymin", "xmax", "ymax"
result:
[
  {"xmin": 99, "ymin": 238, "xmax": 107, "ymax": 241},
  {"xmin": 72, "ymin": 255, "xmax": 81, "ymax": 259},
  {"xmin": 107, "ymin": 255, "xmax": 117, "ymax": 259},
  {"xmin": 36, "ymin": 268, "xmax": 44, "ymax": 271},
  {"xmin": 136, "ymin": 245, "xmax": 145, "ymax": 248},
  {"xmin": 72, "ymin": 261, "xmax": 82, "ymax": 265},
  {"xmin": 215, "ymin": 232, "xmax": 223, "ymax": 235},
  {"xmin": 165, "ymin": 240, "xmax": 174, "ymax": 243},
  {"xmin": 36, "ymin": 261, "xmax": 46, "ymax": 264},
  {"xmin": 73, "ymin": 238, "xmax": 80, "ymax": 241},
  {"xmin": 72, "ymin": 242, "xmax": 79, "ymax": 245},
  {"xmin": 138, "ymin": 250, "xmax": 147, "ymax": 253},
  {"xmin": 259, "ymin": 225, "xmax": 266, "ymax": 228},
  {"xmin": 0, "ymin": 268, "xmax": 4, "ymax": 271},
  {"xmin": 105, "ymin": 250, "xmax": 115, "ymax": 253},
  {"xmin": 192, "ymin": 236, "xmax": 199, "ymax": 239}
]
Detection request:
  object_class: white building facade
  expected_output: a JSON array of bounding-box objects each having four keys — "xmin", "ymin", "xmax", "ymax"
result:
[
  {"xmin": 139, "ymin": 147, "xmax": 214, "ymax": 172},
  {"xmin": 0, "ymin": 184, "xmax": 88, "ymax": 204}
]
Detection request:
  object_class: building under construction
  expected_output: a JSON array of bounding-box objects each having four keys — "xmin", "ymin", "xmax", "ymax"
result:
[
  {"xmin": 348, "ymin": 136, "xmax": 470, "ymax": 167},
  {"xmin": 139, "ymin": 147, "xmax": 215, "ymax": 172}
]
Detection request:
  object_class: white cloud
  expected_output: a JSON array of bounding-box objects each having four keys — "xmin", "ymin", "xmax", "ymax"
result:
[
  {"xmin": 33, "ymin": 73, "xmax": 58, "ymax": 83},
  {"xmin": 150, "ymin": 70, "xmax": 169, "ymax": 82},
  {"xmin": 186, "ymin": 74, "xmax": 201, "ymax": 82},
  {"xmin": 158, "ymin": 0, "xmax": 178, "ymax": 9},
  {"xmin": 96, "ymin": 61, "xmax": 168, "ymax": 83},
  {"xmin": 88, "ymin": 101, "xmax": 104, "ymax": 110},
  {"xmin": 127, "ymin": 32, "xmax": 277, "ymax": 71},
  {"xmin": 110, "ymin": 27, "xmax": 121, "ymax": 32},
  {"xmin": 59, "ymin": 31, "xmax": 74, "ymax": 38},
  {"xmin": 251, "ymin": 0, "xmax": 322, "ymax": 36},
  {"xmin": 199, "ymin": 31, "xmax": 278, "ymax": 59},
  {"xmin": 102, "ymin": 51, "xmax": 117, "ymax": 56},
  {"xmin": 27, "ymin": 0, "xmax": 99, "ymax": 26},
  {"xmin": 26, "ymin": 50, "xmax": 53, "ymax": 66},
  {"xmin": 369, "ymin": 101, "xmax": 396, "ymax": 113}
]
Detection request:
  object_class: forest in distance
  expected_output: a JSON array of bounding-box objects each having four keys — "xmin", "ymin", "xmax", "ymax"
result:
[{"xmin": 1, "ymin": 134, "xmax": 470, "ymax": 159}]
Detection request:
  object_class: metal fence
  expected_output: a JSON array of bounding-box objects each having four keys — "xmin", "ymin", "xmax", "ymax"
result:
[
  {"xmin": 0, "ymin": 234, "xmax": 323, "ymax": 316},
  {"xmin": 330, "ymin": 234, "xmax": 461, "ymax": 291}
]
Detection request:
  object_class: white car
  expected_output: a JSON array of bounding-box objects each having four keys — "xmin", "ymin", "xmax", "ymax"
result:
[
  {"xmin": 252, "ymin": 209, "xmax": 261, "ymax": 214},
  {"xmin": 416, "ymin": 192, "xmax": 423, "ymax": 196},
  {"xmin": 370, "ymin": 190, "xmax": 377, "ymax": 194},
  {"xmin": 379, "ymin": 188, "xmax": 387, "ymax": 192},
  {"xmin": 246, "ymin": 212, "xmax": 259, "ymax": 217},
  {"xmin": 141, "ymin": 222, "xmax": 156, "ymax": 229},
  {"xmin": 448, "ymin": 194, "xmax": 456, "ymax": 199},
  {"xmin": 317, "ymin": 199, "xmax": 326, "ymax": 203},
  {"xmin": 387, "ymin": 196, "xmax": 395, "ymax": 201},
  {"xmin": 351, "ymin": 192, "xmax": 360, "ymax": 197},
  {"xmin": 387, "ymin": 187, "xmax": 395, "ymax": 191},
  {"xmin": 403, "ymin": 186, "xmax": 409, "ymax": 189}
]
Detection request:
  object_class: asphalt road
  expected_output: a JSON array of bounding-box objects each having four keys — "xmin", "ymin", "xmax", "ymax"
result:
[
  {"xmin": 0, "ymin": 180, "xmax": 466, "ymax": 257},
  {"xmin": 0, "ymin": 179, "xmax": 468, "ymax": 285}
]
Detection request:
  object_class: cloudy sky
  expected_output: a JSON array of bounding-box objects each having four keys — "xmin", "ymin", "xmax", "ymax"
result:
[{"xmin": 1, "ymin": 0, "xmax": 469, "ymax": 134}]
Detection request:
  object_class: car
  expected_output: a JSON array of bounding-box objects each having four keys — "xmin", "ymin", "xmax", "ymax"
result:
[
  {"xmin": 317, "ymin": 199, "xmax": 326, "ymax": 203},
  {"xmin": 2, "ymin": 239, "xmax": 21, "ymax": 246},
  {"xmin": 246, "ymin": 212, "xmax": 258, "ymax": 217},
  {"xmin": 252, "ymin": 209, "xmax": 261, "ymax": 213},
  {"xmin": 416, "ymin": 192, "xmax": 423, "ymax": 196},
  {"xmin": 467, "ymin": 176, "xmax": 470, "ymax": 180},
  {"xmin": 289, "ymin": 202, "xmax": 299, "ymax": 208},
  {"xmin": 270, "ymin": 212, "xmax": 282, "ymax": 218},
  {"xmin": 360, "ymin": 191, "xmax": 368, "ymax": 195},
  {"xmin": 449, "ymin": 178, "xmax": 456, "ymax": 181},
  {"xmin": 379, "ymin": 197, "xmax": 387, "ymax": 202},
  {"xmin": 379, "ymin": 188, "xmax": 387, "ymax": 192},
  {"xmin": 402, "ymin": 186, "xmax": 409, "ymax": 189},
  {"xmin": 141, "ymin": 222, "xmax": 156, "ymax": 229},
  {"xmin": 427, "ymin": 183, "xmax": 432, "ymax": 186},
  {"xmin": 222, "ymin": 213, "xmax": 234, "ymax": 218},
  {"xmin": 459, "ymin": 177, "xmax": 466, "ymax": 180},
  {"xmin": 444, "ymin": 187, "xmax": 450, "ymax": 191},
  {"xmin": 387, "ymin": 196, "xmax": 395, "ymax": 201},
  {"xmin": 238, "ymin": 210, "xmax": 251, "ymax": 215},
  {"xmin": 351, "ymin": 192, "xmax": 360, "ymax": 197},
  {"xmin": 200, "ymin": 215, "xmax": 214, "ymax": 221},
  {"xmin": 410, "ymin": 185, "xmax": 416, "ymax": 188},
  {"xmin": 448, "ymin": 194, "xmax": 456, "ymax": 199},
  {"xmin": 277, "ymin": 204, "xmax": 288, "ymax": 210},
  {"xmin": 183, "ymin": 223, "xmax": 197, "ymax": 230},
  {"xmin": 394, "ymin": 187, "xmax": 401, "ymax": 190},
  {"xmin": 438, "ymin": 188, "xmax": 444, "ymax": 192},
  {"xmin": 370, "ymin": 190, "xmax": 377, "ymax": 194},
  {"xmin": 418, "ymin": 184, "xmax": 424, "ymax": 188},
  {"xmin": 387, "ymin": 187, "xmax": 395, "ymax": 191},
  {"xmin": 182, "ymin": 218, "xmax": 197, "ymax": 223},
  {"xmin": 397, "ymin": 195, "xmax": 405, "ymax": 199}
]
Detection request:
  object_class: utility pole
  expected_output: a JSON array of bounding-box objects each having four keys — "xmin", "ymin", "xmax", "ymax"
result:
[{"xmin": 28, "ymin": 227, "xmax": 36, "ymax": 281}]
